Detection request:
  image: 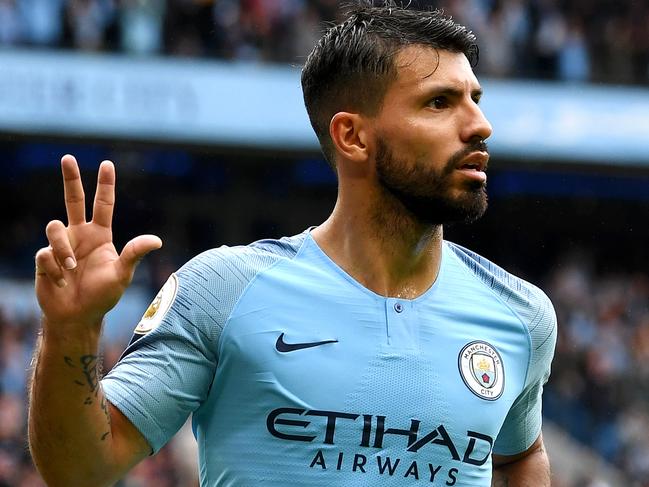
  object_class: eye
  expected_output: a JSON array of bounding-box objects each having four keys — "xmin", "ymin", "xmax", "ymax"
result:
[
  {"xmin": 472, "ymin": 95, "xmax": 482, "ymax": 105},
  {"xmin": 429, "ymin": 96, "xmax": 448, "ymax": 109}
]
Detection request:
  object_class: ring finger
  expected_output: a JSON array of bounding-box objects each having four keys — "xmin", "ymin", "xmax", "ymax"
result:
[
  {"xmin": 35, "ymin": 248, "xmax": 67, "ymax": 288},
  {"xmin": 45, "ymin": 220, "xmax": 77, "ymax": 270}
]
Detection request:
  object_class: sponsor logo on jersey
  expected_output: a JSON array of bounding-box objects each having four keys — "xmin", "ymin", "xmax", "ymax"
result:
[
  {"xmin": 134, "ymin": 273, "xmax": 178, "ymax": 335},
  {"xmin": 267, "ymin": 407, "xmax": 494, "ymax": 484},
  {"xmin": 275, "ymin": 333, "xmax": 338, "ymax": 353},
  {"xmin": 458, "ymin": 341, "xmax": 504, "ymax": 401}
]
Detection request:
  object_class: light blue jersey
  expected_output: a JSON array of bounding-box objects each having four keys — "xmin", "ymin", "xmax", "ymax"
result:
[{"xmin": 103, "ymin": 230, "xmax": 556, "ymax": 486}]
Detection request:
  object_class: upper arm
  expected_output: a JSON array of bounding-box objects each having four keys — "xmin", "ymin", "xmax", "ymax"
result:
[
  {"xmin": 108, "ymin": 400, "xmax": 152, "ymax": 468},
  {"xmin": 492, "ymin": 433, "xmax": 550, "ymax": 486},
  {"xmin": 492, "ymin": 377, "xmax": 545, "ymax": 455},
  {"xmin": 492, "ymin": 433, "xmax": 545, "ymax": 469}
]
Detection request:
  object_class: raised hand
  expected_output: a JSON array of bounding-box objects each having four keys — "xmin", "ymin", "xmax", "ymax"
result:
[{"xmin": 35, "ymin": 155, "xmax": 162, "ymax": 334}]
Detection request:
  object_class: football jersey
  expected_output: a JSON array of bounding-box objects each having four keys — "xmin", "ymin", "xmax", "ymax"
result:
[{"xmin": 102, "ymin": 229, "xmax": 556, "ymax": 486}]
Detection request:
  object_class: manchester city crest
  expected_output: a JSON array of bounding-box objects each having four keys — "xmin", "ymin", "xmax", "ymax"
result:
[{"xmin": 458, "ymin": 341, "xmax": 505, "ymax": 401}]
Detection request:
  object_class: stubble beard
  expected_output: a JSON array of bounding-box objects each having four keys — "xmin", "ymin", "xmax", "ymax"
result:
[{"xmin": 375, "ymin": 138, "xmax": 489, "ymax": 228}]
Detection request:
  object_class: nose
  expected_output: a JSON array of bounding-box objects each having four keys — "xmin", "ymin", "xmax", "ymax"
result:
[{"xmin": 461, "ymin": 102, "xmax": 493, "ymax": 143}]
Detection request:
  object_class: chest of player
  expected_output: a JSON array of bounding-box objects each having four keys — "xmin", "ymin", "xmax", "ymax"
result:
[{"xmin": 211, "ymin": 268, "xmax": 530, "ymax": 455}]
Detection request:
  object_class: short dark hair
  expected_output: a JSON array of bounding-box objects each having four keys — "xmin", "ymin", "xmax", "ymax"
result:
[{"xmin": 301, "ymin": 1, "xmax": 479, "ymax": 168}]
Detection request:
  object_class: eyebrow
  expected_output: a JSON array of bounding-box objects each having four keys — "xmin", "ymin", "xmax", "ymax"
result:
[{"xmin": 425, "ymin": 85, "xmax": 483, "ymax": 99}]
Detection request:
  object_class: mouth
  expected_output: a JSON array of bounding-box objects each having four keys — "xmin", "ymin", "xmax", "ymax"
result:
[
  {"xmin": 457, "ymin": 152, "xmax": 489, "ymax": 172},
  {"xmin": 455, "ymin": 151, "xmax": 489, "ymax": 184}
]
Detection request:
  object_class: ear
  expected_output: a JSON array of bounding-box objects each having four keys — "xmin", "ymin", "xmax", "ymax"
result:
[{"xmin": 329, "ymin": 112, "xmax": 370, "ymax": 163}]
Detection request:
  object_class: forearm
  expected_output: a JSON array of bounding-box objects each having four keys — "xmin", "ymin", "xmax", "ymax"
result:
[
  {"xmin": 28, "ymin": 321, "xmax": 125, "ymax": 487},
  {"xmin": 491, "ymin": 444, "xmax": 551, "ymax": 487}
]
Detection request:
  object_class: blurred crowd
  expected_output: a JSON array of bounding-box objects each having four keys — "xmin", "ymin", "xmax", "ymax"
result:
[
  {"xmin": 0, "ymin": 0, "xmax": 647, "ymax": 85},
  {"xmin": 1, "ymin": 254, "xmax": 649, "ymax": 485},
  {"xmin": 544, "ymin": 256, "xmax": 649, "ymax": 486},
  {"xmin": 0, "ymin": 279, "xmax": 200, "ymax": 487}
]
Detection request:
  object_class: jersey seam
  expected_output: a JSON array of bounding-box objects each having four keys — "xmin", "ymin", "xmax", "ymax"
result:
[
  {"xmin": 215, "ymin": 236, "xmax": 309, "ymax": 360},
  {"xmin": 445, "ymin": 243, "xmax": 534, "ymax": 391}
]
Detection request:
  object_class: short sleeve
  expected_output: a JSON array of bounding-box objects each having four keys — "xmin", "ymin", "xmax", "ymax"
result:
[
  {"xmin": 493, "ymin": 292, "xmax": 557, "ymax": 455},
  {"xmin": 102, "ymin": 263, "xmax": 221, "ymax": 453}
]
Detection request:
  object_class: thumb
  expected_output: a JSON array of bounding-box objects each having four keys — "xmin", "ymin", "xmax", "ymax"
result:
[{"xmin": 118, "ymin": 234, "xmax": 163, "ymax": 279}]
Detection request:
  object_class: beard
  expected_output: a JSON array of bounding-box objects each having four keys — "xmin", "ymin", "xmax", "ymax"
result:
[{"xmin": 375, "ymin": 138, "xmax": 489, "ymax": 226}]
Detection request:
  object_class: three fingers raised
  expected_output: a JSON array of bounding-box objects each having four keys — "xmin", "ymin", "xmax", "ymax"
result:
[{"xmin": 42, "ymin": 156, "xmax": 162, "ymax": 288}]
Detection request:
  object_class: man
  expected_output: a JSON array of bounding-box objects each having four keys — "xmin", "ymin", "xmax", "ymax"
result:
[{"xmin": 29, "ymin": 3, "xmax": 556, "ymax": 486}]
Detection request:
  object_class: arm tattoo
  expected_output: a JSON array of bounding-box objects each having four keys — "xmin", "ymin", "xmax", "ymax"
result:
[{"xmin": 65, "ymin": 355, "xmax": 112, "ymax": 441}]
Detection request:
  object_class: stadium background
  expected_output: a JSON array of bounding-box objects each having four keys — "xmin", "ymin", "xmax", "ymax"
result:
[{"xmin": 1, "ymin": 0, "xmax": 648, "ymax": 485}]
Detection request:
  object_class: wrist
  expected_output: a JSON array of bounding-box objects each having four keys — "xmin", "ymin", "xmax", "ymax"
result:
[{"xmin": 40, "ymin": 316, "xmax": 104, "ymax": 349}]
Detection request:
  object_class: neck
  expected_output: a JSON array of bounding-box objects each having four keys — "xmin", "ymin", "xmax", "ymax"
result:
[{"xmin": 312, "ymin": 187, "xmax": 444, "ymax": 299}]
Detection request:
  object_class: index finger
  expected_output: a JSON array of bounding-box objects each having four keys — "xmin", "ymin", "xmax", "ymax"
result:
[{"xmin": 61, "ymin": 154, "xmax": 86, "ymax": 225}]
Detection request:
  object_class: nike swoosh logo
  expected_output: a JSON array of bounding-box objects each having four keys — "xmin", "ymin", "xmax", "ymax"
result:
[{"xmin": 275, "ymin": 333, "xmax": 338, "ymax": 353}]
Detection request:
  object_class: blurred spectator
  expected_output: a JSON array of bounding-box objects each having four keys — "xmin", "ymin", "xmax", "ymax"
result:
[
  {"xmin": 64, "ymin": 0, "xmax": 116, "ymax": 51},
  {"xmin": 558, "ymin": 17, "xmax": 590, "ymax": 82},
  {"xmin": 480, "ymin": 2, "xmax": 516, "ymax": 78},
  {"xmin": 602, "ymin": 14, "xmax": 634, "ymax": 84},
  {"xmin": 0, "ymin": 393, "xmax": 27, "ymax": 487},
  {"xmin": 0, "ymin": 0, "xmax": 21, "ymax": 45},
  {"xmin": 18, "ymin": 0, "xmax": 65, "ymax": 46},
  {"xmin": 164, "ymin": 0, "xmax": 213, "ymax": 57},
  {"xmin": 210, "ymin": 0, "xmax": 306, "ymax": 62},
  {"xmin": 119, "ymin": 0, "xmax": 166, "ymax": 55},
  {"xmin": 292, "ymin": 3, "xmax": 325, "ymax": 62},
  {"xmin": 0, "ymin": 317, "xmax": 31, "ymax": 395},
  {"xmin": 531, "ymin": 0, "xmax": 566, "ymax": 79},
  {"xmin": 629, "ymin": 2, "xmax": 649, "ymax": 85}
]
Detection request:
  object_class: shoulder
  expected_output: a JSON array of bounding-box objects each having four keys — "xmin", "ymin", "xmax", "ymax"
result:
[
  {"xmin": 129, "ymin": 232, "xmax": 309, "ymax": 348},
  {"xmin": 176, "ymin": 231, "xmax": 308, "ymax": 286},
  {"xmin": 445, "ymin": 241, "xmax": 557, "ymax": 374},
  {"xmin": 444, "ymin": 240, "xmax": 554, "ymax": 317}
]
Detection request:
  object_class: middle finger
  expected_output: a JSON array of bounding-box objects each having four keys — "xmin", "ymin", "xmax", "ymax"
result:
[{"xmin": 91, "ymin": 160, "xmax": 116, "ymax": 228}]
